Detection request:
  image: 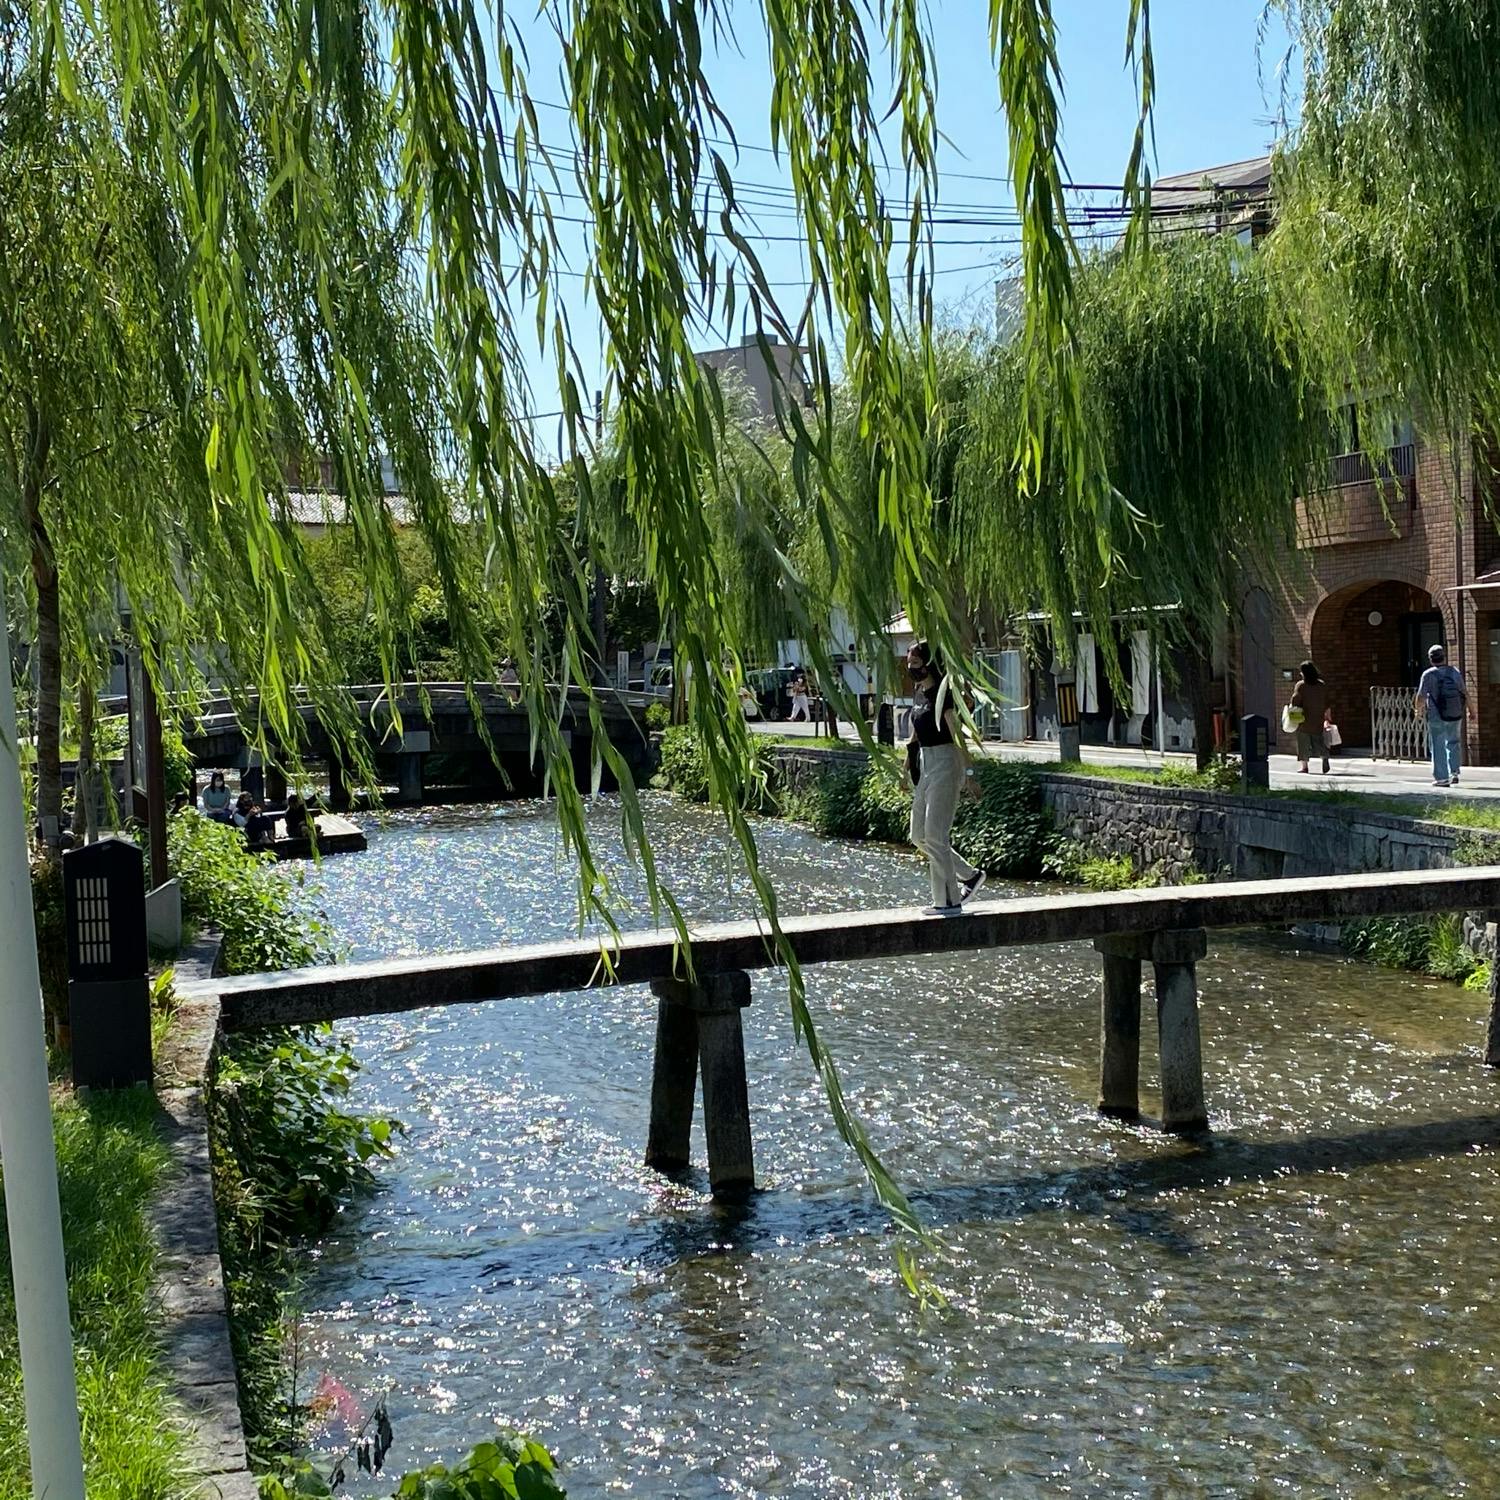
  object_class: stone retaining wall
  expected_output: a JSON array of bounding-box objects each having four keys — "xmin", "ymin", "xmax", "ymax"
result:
[
  {"xmin": 765, "ymin": 743, "xmax": 1500, "ymax": 894},
  {"xmin": 152, "ymin": 934, "xmax": 259, "ymax": 1500},
  {"xmin": 1037, "ymin": 774, "xmax": 1490, "ymax": 884}
]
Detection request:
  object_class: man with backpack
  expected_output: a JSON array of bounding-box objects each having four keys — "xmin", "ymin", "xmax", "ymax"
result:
[{"xmin": 1415, "ymin": 643, "xmax": 1473, "ymax": 786}]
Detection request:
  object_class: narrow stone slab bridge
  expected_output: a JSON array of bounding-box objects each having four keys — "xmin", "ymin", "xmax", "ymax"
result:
[
  {"xmin": 160, "ymin": 681, "xmax": 660, "ymax": 803},
  {"xmin": 180, "ymin": 866, "xmax": 1500, "ymax": 1202}
]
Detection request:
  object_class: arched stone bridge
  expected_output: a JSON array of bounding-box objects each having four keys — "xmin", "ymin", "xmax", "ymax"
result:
[{"xmin": 169, "ymin": 682, "xmax": 661, "ymax": 805}]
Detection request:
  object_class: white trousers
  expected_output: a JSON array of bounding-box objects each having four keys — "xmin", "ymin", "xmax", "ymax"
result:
[
  {"xmin": 789, "ymin": 698, "xmax": 810, "ymax": 721},
  {"xmin": 909, "ymin": 742, "xmax": 979, "ymax": 907}
]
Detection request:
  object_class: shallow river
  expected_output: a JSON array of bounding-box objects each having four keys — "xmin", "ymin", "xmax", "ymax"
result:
[{"xmin": 297, "ymin": 796, "xmax": 1500, "ymax": 1497}]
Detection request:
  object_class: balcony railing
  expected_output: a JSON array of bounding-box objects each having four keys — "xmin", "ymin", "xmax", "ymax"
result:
[
  {"xmin": 1326, "ymin": 442, "xmax": 1416, "ymax": 489},
  {"xmin": 1297, "ymin": 443, "xmax": 1417, "ymax": 547}
]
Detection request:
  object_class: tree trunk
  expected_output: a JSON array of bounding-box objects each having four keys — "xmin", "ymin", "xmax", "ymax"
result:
[
  {"xmin": 1182, "ymin": 648, "xmax": 1217, "ymax": 772},
  {"xmin": 73, "ymin": 671, "xmax": 98, "ymax": 842},
  {"xmin": 20, "ymin": 407, "xmax": 60, "ymax": 855}
]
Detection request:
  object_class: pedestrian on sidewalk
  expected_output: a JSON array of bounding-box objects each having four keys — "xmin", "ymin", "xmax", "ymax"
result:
[
  {"xmin": 1415, "ymin": 643, "xmax": 1473, "ymax": 786},
  {"xmin": 906, "ymin": 641, "xmax": 985, "ymax": 913},
  {"xmin": 789, "ymin": 673, "xmax": 811, "ymax": 721},
  {"xmin": 1290, "ymin": 661, "xmax": 1331, "ymax": 775}
]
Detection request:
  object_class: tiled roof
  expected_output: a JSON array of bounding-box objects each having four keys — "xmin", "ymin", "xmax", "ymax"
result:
[
  {"xmin": 281, "ymin": 491, "xmax": 416, "ymax": 527},
  {"xmin": 1153, "ymin": 155, "xmax": 1272, "ymax": 205}
]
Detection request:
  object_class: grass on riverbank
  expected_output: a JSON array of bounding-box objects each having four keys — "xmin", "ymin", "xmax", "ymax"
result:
[
  {"xmin": 1053, "ymin": 758, "xmax": 1500, "ymax": 835},
  {"xmin": 0, "ymin": 1088, "xmax": 188, "ymax": 1500}
]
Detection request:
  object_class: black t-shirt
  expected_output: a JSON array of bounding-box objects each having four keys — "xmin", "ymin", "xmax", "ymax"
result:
[{"xmin": 911, "ymin": 678, "xmax": 953, "ymax": 747}]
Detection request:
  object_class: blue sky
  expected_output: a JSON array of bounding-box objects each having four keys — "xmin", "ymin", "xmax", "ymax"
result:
[{"xmin": 506, "ymin": 1, "xmax": 1295, "ymax": 437}]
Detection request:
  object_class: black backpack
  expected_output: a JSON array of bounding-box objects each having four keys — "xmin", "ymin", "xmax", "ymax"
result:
[{"xmin": 1432, "ymin": 666, "xmax": 1464, "ymax": 722}]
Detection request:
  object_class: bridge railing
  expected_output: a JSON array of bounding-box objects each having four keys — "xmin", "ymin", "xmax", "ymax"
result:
[
  {"xmin": 178, "ymin": 866, "xmax": 1500, "ymax": 1201},
  {"xmin": 104, "ymin": 680, "xmax": 671, "ymax": 725}
]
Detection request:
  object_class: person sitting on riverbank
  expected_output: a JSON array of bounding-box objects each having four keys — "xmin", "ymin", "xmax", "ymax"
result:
[
  {"xmin": 243, "ymin": 802, "xmax": 276, "ymax": 849},
  {"xmin": 232, "ymin": 791, "xmax": 255, "ymax": 829},
  {"xmin": 284, "ymin": 793, "xmax": 311, "ymax": 840},
  {"xmin": 201, "ymin": 771, "xmax": 234, "ymax": 822}
]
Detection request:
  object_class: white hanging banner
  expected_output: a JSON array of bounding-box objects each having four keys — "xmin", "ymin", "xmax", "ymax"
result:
[
  {"xmin": 1132, "ymin": 631, "xmax": 1153, "ymax": 715},
  {"xmin": 1077, "ymin": 633, "xmax": 1098, "ymax": 715}
]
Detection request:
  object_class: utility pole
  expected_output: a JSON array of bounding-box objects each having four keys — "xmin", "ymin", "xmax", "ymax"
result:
[
  {"xmin": 0, "ymin": 597, "xmax": 87, "ymax": 1500},
  {"xmin": 592, "ymin": 390, "xmax": 608, "ymax": 686}
]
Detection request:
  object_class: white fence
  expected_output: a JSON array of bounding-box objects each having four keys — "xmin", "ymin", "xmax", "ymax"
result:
[{"xmin": 1370, "ymin": 686, "xmax": 1428, "ymax": 762}]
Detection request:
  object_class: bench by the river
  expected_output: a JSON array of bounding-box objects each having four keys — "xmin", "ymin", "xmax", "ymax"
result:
[{"xmin": 179, "ymin": 866, "xmax": 1500, "ymax": 1202}]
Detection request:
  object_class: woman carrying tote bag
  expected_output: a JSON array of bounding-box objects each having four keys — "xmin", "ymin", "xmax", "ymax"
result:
[{"xmin": 1287, "ymin": 661, "xmax": 1330, "ymax": 775}]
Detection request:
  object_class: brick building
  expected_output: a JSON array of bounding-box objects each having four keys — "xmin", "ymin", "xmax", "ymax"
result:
[
  {"xmin": 1246, "ymin": 427, "xmax": 1500, "ymax": 761},
  {"xmin": 1141, "ymin": 154, "xmax": 1500, "ymax": 766}
]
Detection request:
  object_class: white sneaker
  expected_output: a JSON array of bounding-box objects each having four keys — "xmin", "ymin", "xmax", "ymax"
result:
[{"xmin": 960, "ymin": 872, "xmax": 987, "ymax": 905}]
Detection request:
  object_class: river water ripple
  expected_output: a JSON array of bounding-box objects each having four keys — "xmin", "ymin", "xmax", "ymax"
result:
[{"xmin": 295, "ymin": 796, "xmax": 1500, "ymax": 1497}]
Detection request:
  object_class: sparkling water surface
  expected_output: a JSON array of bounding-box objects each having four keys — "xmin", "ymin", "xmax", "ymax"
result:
[{"xmin": 295, "ymin": 796, "xmax": 1500, "ymax": 1497}]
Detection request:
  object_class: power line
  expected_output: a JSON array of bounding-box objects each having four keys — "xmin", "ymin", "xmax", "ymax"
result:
[{"xmin": 525, "ymin": 95, "xmax": 1265, "ymax": 197}]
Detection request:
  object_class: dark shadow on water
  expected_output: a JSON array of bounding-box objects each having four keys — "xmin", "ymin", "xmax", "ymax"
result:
[{"xmin": 468, "ymin": 1112, "xmax": 1500, "ymax": 1285}]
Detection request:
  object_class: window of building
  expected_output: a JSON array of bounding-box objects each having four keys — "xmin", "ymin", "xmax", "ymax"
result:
[
  {"xmin": 1487, "ymin": 616, "xmax": 1500, "ymax": 685},
  {"xmin": 1332, "ymin": 400, "xmax": 1415, "ymax": 457}
]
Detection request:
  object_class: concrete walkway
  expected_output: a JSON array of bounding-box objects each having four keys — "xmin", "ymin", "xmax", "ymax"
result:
[{"xmin": 752, "ymin": 719, "xmax": 1500, "ymax": 802}]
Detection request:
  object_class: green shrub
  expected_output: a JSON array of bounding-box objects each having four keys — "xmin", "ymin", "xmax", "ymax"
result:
[
  {"xmin": 644, "ymin": 700, "xmax": 670, "ymax": 732},
  {"xmin": 168, "ymin": 811, "xmax": 336, "ymax": 974},
  {"xmin": 162, "ymin": 722, "xmax": 194, "ymax": 800},
  {"xmin": 653, "ymin": 724, "xmax": 779, "ymax": 812},
  {"xmin": 260, "ymin": 1437, "xmax": 566, "ymax": 1499},
  {"xmin": 1341, "ymin": 915, "xmax": 1434, "ymax": 971},
  {"xmin": 1453, "ymin": 834, "xmax": 1500, "ymax": 867},
  {"xmin": 1464, "ymin": 962, "xmax": 1492, "ymax": 993},
  {"xmin": 1042, "ymin": 839, "xmax": 1148, "ymax": 890},
  {"xmin": 952, "ymin": 761, "xmax": 1051, "ymax": 877},
  {"xmin": 1340, "ymin": 911, "xmax": 1482, "ymax": 984},
  {"xmin": 216, "ymin": 1032, "xmax": 398, "ymax": 1243},
  {"xmin": 165, "ymin": 815, "xmax": 388, "ymax": 1457},
  {"xmin": 1154, "ymin": 756, "xmax": 1242, "ymax": 792},
  {"xmin": 782, "ymin": 758, "xmax": 911, "ymax": 843},
  {"xmin": 1428, "ymin": 913, "xmax": 1482, "ymax": 983},
  {"xmin": 655, "ymin": 724, "xmax": 710, "ymax": 801}
]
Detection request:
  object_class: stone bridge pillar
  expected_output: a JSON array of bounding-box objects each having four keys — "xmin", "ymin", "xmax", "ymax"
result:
[
  {"xmin": 327, "ymin": 754, "xmax": 351, "ymax": 813},
  {"xmin": 645, "ymin": 970, "xmax": 754, "ymax": 1202},
  {"xmin": 1093, "ymin": 928, "xmax": 1209, "ymax": 1133}
]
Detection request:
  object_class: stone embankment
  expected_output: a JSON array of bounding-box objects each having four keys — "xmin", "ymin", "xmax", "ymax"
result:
[
  {"xmin": 767, "ymin": 744, "xmax": 1495, "ymax": 885},
  {"xmin": 152, "ymin": 932, "xmax": 259, "ymax": 1500},
  {"xmin": 1038, "ymin": 774, "xmax": 1485, "ymax": 883}
]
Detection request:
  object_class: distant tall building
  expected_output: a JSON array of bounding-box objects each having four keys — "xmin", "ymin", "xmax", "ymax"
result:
[{"xmin": 694, "ymin": 333, "xmax": 811, "ymax": 423}]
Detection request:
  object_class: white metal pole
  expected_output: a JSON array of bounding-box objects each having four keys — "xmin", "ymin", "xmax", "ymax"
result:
[{"xmin": 0, "ymin": 600, "xmax": 86, "ymax": 1500}]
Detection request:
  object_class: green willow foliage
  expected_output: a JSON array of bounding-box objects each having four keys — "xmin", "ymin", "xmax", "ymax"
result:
[
  {"xmin": 1273, "ymin": 0, "xmax": 1500, "ymax": 452},
  {"xmin": 2, "ymin": 0, "xmax": 1153, "ymax": 1269},
  {"xmin": 953, "ymin": 235, "xmax": 1332, "ymax": 658}
]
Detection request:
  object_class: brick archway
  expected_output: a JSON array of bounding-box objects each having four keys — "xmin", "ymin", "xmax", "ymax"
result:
[{"xmin": 1309, "ymin": 579, "xmax": 1438, "ymax": 748}]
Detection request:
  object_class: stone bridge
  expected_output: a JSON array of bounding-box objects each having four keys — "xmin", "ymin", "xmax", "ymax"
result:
[
  {"xmin": 137, "ymin": 682, "xmax": 661, "ymax": 804},
  {"xmin": 181, "ymin": 865, "xmax": 1500, "ymax": 1198}
]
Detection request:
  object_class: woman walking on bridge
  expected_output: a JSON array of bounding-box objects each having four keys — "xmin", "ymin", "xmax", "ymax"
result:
[{"xmin": 906, "ymin": 641, "xmax": 984, "ymax": 914}]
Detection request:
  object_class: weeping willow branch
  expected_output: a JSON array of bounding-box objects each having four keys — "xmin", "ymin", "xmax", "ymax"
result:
[
  {"xmin": 1272, "ymin": 0, "xmax": 1500, "ymax": 447},
  {"xmin": 5, "ymin": 0, "xmax": 1173, "ymax": 1270}
]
